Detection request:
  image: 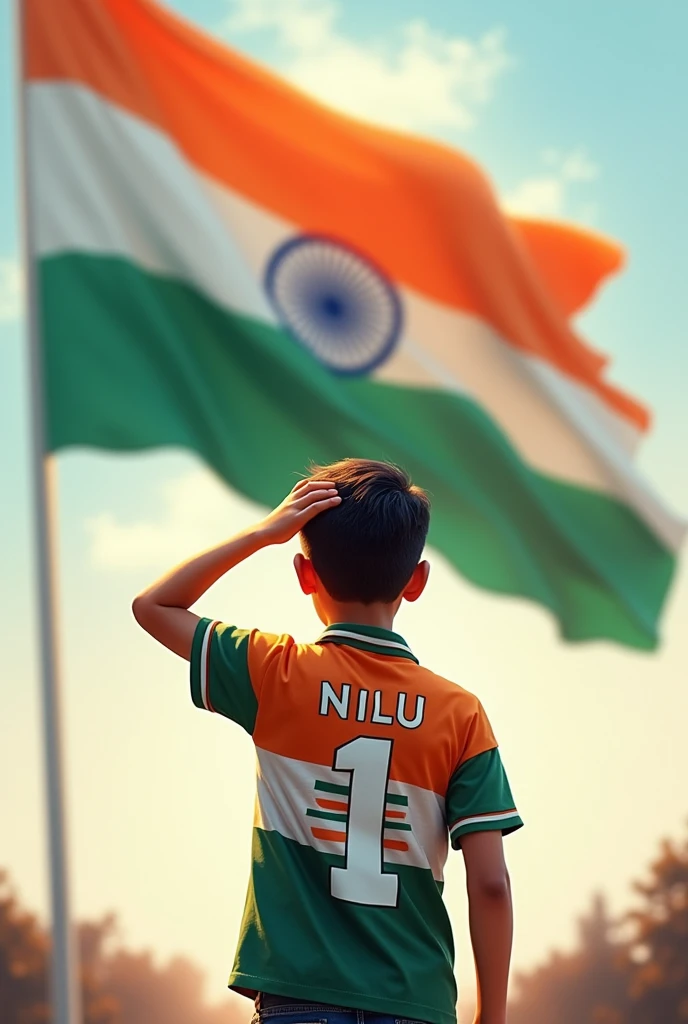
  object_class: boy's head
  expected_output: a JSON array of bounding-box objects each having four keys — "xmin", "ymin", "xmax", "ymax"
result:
[{"xmin": 295, "ymin": 458, "xmax": 430, "ymax": 618}]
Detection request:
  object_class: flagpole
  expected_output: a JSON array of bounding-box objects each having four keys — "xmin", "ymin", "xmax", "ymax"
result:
[{"xmin": 15, "ymin": 3, "xmax": 82, "ymax": 1023}]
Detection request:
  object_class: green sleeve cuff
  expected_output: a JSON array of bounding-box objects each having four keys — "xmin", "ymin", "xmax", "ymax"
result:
[
  {"xmin": 450, "ymin": 811, "xmax": 524, "ymax": 848},
  {"xmin": 446, "ymin": 747, "xmax": 523, "ymax": 849},
  {"xmin": 190, "ymin": 617, "xmax": 215, "ymax": 710},
  {"xmin": 189, "ymin": 617, "xmax": 258, "ymax": 734}
]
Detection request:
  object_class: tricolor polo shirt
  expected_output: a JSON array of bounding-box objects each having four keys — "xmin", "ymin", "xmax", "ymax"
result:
[{"xmin": 190, "ymin": 619, "xmax": 522, "ymax": 1024}]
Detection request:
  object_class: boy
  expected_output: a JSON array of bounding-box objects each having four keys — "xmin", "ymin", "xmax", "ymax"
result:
[{"xmin": 133, "ymin": 459, "xmax": 522, "ymax": 1024}]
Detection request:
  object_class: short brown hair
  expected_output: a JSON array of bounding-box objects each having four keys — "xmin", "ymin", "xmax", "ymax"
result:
[{"xmin": 300, "ymin": 458, "xmax": 430, "ymax": 604}]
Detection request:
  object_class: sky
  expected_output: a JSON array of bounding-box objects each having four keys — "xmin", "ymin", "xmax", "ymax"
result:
[{"xmin": 1, "ymin": 0, "xmax": 687, "ymax": 1015}]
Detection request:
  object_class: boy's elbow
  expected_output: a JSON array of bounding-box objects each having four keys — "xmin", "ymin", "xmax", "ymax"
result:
[
  {"xmin": 468, "ymin": 870, "xmax": 511, "ymax": 901},
  {"xmin": 132, "ymin": 594, "xmax": 152, "ymax": 627}
]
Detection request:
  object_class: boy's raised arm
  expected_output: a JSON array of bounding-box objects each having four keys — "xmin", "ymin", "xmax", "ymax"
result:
[
  {"xmin": 461, "ymin": 830, "xmax": 513, "ymax": 1024},
  {"xmin": 131, "ymin": 479, "xmax": 340, "ymax": 660}
]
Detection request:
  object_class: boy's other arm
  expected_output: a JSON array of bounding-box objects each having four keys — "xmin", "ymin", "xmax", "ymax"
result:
[
  {"xmin": 131, "ymin": 479, "xmax": 340, "ymax": 660},
  {"xmin": 461, "ymin": 829, "xmax": 513, "ymax": 1024}
]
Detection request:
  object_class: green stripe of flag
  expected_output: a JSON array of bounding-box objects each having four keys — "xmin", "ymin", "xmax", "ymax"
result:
[{"xmin": 40, "ymin": 254, "xmax": 677, "ymax": 650}]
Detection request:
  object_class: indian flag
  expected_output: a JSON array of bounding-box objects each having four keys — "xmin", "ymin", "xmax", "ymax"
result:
[{"xmin": 24, "ymin": 0, "xmax": 684, "ymax": 648}]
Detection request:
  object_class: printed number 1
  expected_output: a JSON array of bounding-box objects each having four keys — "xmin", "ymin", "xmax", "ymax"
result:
[{"xmin": 330, "ymin": 736, "xmax": 399, "ymax": 908}]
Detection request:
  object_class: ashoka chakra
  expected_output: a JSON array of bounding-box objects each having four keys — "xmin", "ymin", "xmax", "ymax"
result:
[{"xmin": 265, "ymin": 234, "xmax": 403, "ymax": 375}]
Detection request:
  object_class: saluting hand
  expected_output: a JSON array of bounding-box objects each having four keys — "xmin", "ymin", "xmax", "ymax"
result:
[{"xmin": 259, "ymin": 479, "xmax": 342, "ymax": 545}]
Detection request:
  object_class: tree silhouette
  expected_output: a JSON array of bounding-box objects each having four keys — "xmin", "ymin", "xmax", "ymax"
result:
[
  {"xmin": 0, "ymin": 872, "xmax": 247, "ymax": 1024},
  {"xmin": 508, "ymin": 892, "xmax": 627, "ymax": 1024},
  {"xmin": 0, "ymin": 870, "xmax": 50, "ymax": 1024},
  {"xmin": 509, "ymin": 824, "xmax": 688, "ymax": 1024},
  {"xmin": 622, "ymin": 831, "xmax": 688, "ymax": 1023},
  {"xmin": 91, "ymin": 924, "xmax": 247, "ymax": 1024}
]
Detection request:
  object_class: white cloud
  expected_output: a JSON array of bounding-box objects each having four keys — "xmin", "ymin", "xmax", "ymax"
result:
[
  {"xmin": 222, "ymin": 0, "xmax": 511, "ymax": 131},
  {"xmin": 0, "ymin": 259, "xmax": 23, "ymax": 322},
  {"xmin": 87, "ymin": 469, "xmax": 266, "ymax": 571},
  {"xmin": 502, "ymin": 147, "xmax": 599, "ymax": 220},
  {"xmin": 503, "ymin": 176, "xmax": 565, "ymax": 219},
  {"xmin": 225, "ymin": 0, "xmax": 337, "ymax": 49},
  {"xmin": 544, "ymin": 146, "xmax": 599, "ymax": 182}
]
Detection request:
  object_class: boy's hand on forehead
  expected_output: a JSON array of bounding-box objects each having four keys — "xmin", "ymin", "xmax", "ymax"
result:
[{"xmin": 259, "ymin": 479, "xmax": 342, "ymax": 545}]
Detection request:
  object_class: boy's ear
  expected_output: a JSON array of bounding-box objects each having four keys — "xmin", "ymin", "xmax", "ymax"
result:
[
  {"xmin": 402, "ymin": 560, "xmax": 430, "ymax": 603},
  {"xmin": 293, "ymin": 552, "xmax": 318, "ymax": 595}
]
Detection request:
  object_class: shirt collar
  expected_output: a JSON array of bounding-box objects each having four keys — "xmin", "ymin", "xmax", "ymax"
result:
[{"xmin": 315, "ymin": 622, "xmax": 418, "ymax": 663}]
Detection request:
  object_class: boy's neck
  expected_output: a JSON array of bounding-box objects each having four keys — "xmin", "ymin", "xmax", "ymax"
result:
[{"xmin": 324, "ymin": 601, "xmax": 400, "ymax": 633}]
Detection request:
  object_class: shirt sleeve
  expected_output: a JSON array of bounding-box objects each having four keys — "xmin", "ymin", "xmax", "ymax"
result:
[
  {"xmin": 446, "ymin": 700, "xmax": 523, "ymax": 848},
  {"xmin": 189, "ymin": 617, "xmax": 277, "ymax": 734}
]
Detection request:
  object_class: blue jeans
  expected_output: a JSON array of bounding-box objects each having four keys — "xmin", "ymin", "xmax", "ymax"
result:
[{"xmin": 254, "ymin": 996, "xmax": 432, "ymax": 1024}]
